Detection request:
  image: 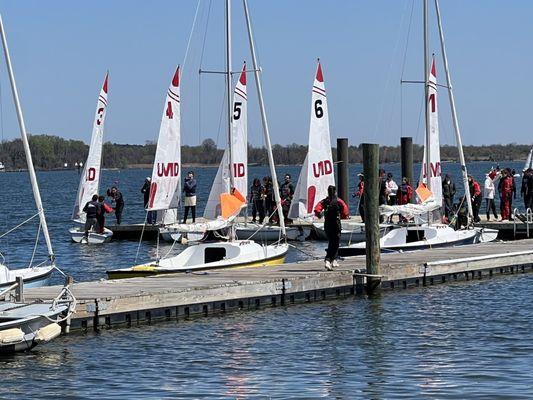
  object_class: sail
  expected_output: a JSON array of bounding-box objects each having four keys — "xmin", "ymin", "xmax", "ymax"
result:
[
  {"xmin": 524, "ymin": 147, "xmax": 533, "ymax": 172},
  {"xmin": 204, "ymin": 62, "xmax": 248, "ymax": 219},
  {"xmin": 420, "ymin": 56, "xmax": 443, "ymax": 205},
  {"xmin": 72, "ymin": 73, "xmax": 109, "ymax": 221},
  {"xmin": 289, "ymin": 60, "xmax": 335, "ymax": 219},
  {"xmin": 147, "ymin": 67, "xmax": 181, "ymax": 212}
]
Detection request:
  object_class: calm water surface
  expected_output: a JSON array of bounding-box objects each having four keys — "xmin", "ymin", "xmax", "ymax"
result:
[{"xmin": 0, "ymin": 162, "xmax": 531, "ymax": 398}]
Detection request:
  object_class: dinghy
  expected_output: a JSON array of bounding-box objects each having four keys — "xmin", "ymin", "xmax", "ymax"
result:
[
  {"xmin": 339, "ymin": 2, "xmax": 497, "ymax": 256},
  {"xmin": 0, "ymin": 14, "xmax": 55, "ymax": 288},
  {"xmin": 108, "ymin": 1, "xmax": 289, "ymax": 278},
  {"xmin": 0, "ymin": 284, "xmax": 76, "ymax": 353},
  {"xmin": 70, "ymin": 73, "xmax": 113, "ymax": 244}
]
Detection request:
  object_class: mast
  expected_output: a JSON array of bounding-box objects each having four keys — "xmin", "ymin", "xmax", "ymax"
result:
[
  {"xmin": 434, "ymin": 0, "xmax": 473, "ymax": 222},
  {"xmin": 0, "ymin": 14, "xmax": 54, "ymax": 260},
  {"xmin": 225, "ymin": 0, "xmax": 234, "ymax": 190},
  {"xmin": 423, "ymin": 0, "xmax": 431, "ymax": 193},
  {"xmin": 242, "ymin": 0, "xmax": 286, "ymax": 236}
]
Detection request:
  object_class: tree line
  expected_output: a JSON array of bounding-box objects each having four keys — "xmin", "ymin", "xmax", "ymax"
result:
[{"xmin": 0, "ymin": 135, "xmax": 531, "ymax": 170}]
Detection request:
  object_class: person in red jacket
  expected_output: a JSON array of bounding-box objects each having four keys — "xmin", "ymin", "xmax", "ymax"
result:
[
  {"xmin": 468, "ymin": 175, "xmax": 482, "ymax": 223},
  {"xmin": 97, "ymin": 195, "xmax": 114, "ymax": 234},
  {"xmin": 314, "ymin": 185, "xmax": 349, "ymax": 271},
  {"xmin": 396, "ymin": 177, "xmax": 414, "ymax": 223},
  {"xmin": 499, "ymin": 169, "xmax": 515, "ymax": 221}
]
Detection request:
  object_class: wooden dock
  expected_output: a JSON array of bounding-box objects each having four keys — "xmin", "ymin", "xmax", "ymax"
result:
[
  {"xmin": 24, "ymin": 239, "xmax": 533, "ymax": 333},
  {"xmin": 109, "ymin": 223, "xmax": 159, "ymax": 240}
]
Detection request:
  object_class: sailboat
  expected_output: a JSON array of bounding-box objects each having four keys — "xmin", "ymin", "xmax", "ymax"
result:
[
  {"xmin": 69, "ymin": 73, "xmax": 113, "ymax": 244},
  {"xmin": 338, "ymin": 0, "xmax": 497, "ymax": 257},
  {"xmin": 0, "ymin": 15, "xmax": 56, "ymax": 289},
  {"xmin": 107, "ymin": 1, "xmax": 288, "ymax": 278},
  {"xmin": 523, "ymin": 147, "xmax": 533, "ymax": 173}
]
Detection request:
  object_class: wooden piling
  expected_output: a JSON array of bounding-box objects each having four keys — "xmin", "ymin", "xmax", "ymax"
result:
[
  {"xmin": 400, "ymin": 137, "xmax": 413, "ymax": 194},
  {"xmin": 337, "ymin": 138, "xmax": 349, "ymax": 206},
  {"xmin": 362, "ymin": 143, "xmax": 381, "ymax": 293},
  {"xmin": 15, "ymin": 276, "xmax": 24, "ymax": 302}
]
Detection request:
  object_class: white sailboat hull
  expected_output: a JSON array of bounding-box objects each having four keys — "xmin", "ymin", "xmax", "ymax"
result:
[
  {"xmin": 338, "ymin": 225, "xmax": 498, "ymax": 257},
  {"xmin": 70, "ymin": 226, "xmax": 113, "ymax": 244},
  {"xmin": 107, "ymin": 240, "xmax": 288, "ymax": 278},
  {"xmin": 0, "ymin": 265, "xmax": 54, "ymax": 290},
  {"xmin": 235, "ymin": 223, "xmax": 309, "ymax": 242},
  {"xmin": 312, "ymin": 221, "xmax": 394, "ymax": 243}
]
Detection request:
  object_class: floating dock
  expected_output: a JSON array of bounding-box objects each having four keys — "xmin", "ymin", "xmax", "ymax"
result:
[{"xmin": 24, "ymin": 239, "xmax": 533, "ymax": 333}]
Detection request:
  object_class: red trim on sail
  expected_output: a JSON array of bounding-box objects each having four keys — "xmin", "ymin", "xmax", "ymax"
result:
[
  {"xmin": 431, "ymin": 57, "xmax": 436, "ymax": 78},
  {"xmin": 316, "ymin": 62, "xmax": 323, "ymax": 83},
  {"xmin": 103, "ymin": 73, "xmax": 108, "ymax": 94},
  {"xmin": 239, "ymin": 62, "xmax": 246, "ymax": 85},
  {"xmin": 172, "ymin": 66, "xmax": 180, "ymax": 87}
]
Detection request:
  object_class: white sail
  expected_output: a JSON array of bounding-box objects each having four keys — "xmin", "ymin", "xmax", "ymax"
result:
[
  {"xmin": 204, "ymin": 63, "xmax": 248, "ymax": 219},
  {"xmin": 72, "ymin": 73, "xmax": 109, "ymax": 222},
  {"xmin": 524, "ymin": 147, "xmax": 533, "ymax": 172},
  {"xmin": 420, "ymin": 56, "xmax": 443, "ymax": 205},
  {"xmin": 289, "ymin": 60, "xmax": 335, "ymax": 219},
  {"xmin": 147, "ymin": 67, "xmax": 181, "ymax": 212}
]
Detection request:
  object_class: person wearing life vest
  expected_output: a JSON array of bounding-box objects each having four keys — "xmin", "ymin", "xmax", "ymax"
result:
[
  {"xmin": 82, "ymin": 194, "xmax": 100, "ymax": 240},
  {"xmin": 468, "ymin": 175, "xmax": 482, "ymax": 223},
  {"xmin": 182, "ymin": 171, "xmax": 197, "ymax": 224},
  {"xmin": 96, "ymin": 195, "xmax": 114, "ymax": 234},
  {"xmin": 249, "ymin": 178, "xmax": 265, "ymax": 223},
  {"xmin": 314, "ymin": 185, "xmax": 349, "ymax": 271},
  {"xmin": 353, "ymin": 173, "xmax": 365, "ymax": 222}
]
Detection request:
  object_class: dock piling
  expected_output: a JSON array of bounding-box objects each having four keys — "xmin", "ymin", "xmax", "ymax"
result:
[
  {"xmin": 337, "ymin": 138, "xmax": 349, "ymax": 206},
  {"xmin": 15, "ymin": 276, "xmax": 24, "ymax": 302},
  {"xmin": 362, "ymin": 143, "xmax": 381, "ymax": 293}
]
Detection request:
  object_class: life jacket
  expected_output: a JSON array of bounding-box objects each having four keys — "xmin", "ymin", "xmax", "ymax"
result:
[{"xmin": 323, "ymin": 196, "xmax": 342, "ymax": 233}]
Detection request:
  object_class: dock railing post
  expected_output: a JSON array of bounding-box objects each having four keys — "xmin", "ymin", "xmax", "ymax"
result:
[
  {"xmin": 15, "ymin": 276, "xmax": 24, "ymax": 303},
  {"xmin": 337, "ymin": 138, "xmax": 349, "ymax": 208},
  {"xmin": 400, "ymin": 137, "xmax": 413, "ymax": 202},
  {"xmin": 363, "ymin": 143, "xmax": 381, "ymax": 294}
]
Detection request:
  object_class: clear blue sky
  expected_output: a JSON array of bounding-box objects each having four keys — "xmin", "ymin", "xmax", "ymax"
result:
[{"xmin": 0, "ymin": 0, "xmax": 532, "ymax": 149}]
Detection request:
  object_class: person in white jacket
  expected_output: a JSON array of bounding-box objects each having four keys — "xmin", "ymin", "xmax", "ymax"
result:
[{"xmin": 484, "ymin": 172, "xmax": 498, "ymax": 221}]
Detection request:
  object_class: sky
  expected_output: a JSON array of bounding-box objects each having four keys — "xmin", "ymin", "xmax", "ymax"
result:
[{"xmin": 0, "ymin": 0, "xmax": 532, "ymax": 149}]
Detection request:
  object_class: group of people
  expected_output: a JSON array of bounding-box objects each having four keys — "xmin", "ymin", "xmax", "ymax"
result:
[
  {"xmin": 249, "ymin": 176, "xmax": 277, "ymax": 224},
  {"xmin": 83, "ymin": 186, "xmax": 123, "ymax": 239}
]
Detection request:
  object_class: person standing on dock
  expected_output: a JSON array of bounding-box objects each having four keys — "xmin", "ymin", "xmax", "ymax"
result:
[
  {"xmin": 521, "ymin": 168, "xmax": 533, "ymax": 212},
  {"xmin": 249, "ymin": 178, "xmax": 265, "ymax": 223},
  {"xmin": 397, "ymin": 177, "xmax": 414, "ymax": 223},
  {"xmin": 468, "ymin": 175, "xmax": 482, "ymax": 223},
  {"xmin": 442, "ymin": 174, "xmax": 456, "ymax": 221},
  {"xmin": 353, "ymin": 173, "xmax": 365, "ymax": 223},
  {"xmin": 82, "ymin": 194, "xmax": 100, "ymax": 240},
  {"xmin": 183, "ymin": 171, "xmax": 197, "ymax": 224},
  {"xmin": 484, "ymin": 173, "xmax": 498, "ymax": 221},
  {"xmin": 108, "ymin": 186, "xmax": 124, "ymax": 225},
  {"xmin": 141, "ymin": 177, "xmax": 156, "ymax": 224},
  {"xmin": 378, "ymin": 169, "xmax": 387, "ymax": 206},
  {"xmin": 385, "ymin": 173, "xmax": 398, "ymax": 206},
  {"xmin": 314, "ymin": 185, "xmax": 349, "ymax": 271},
  {"xmin": 263, "ymin": 176, "xmax": 274, "ymax": 221},
  {"xmin": 280, "ymin": 174, "xmax": 294, "ymax": 223},
  {"xmin": 499, "ymin": 169, "xmax": 514, "ymax": 221},
  {"xmin": 96, "ymin": 195, "xmax": 113, "ymax": 233}
]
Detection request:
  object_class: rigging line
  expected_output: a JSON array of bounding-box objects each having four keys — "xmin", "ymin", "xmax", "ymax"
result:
[
  {"xmin": 198, "ymin": 0, "xmax": 213, "ymax": 144},
  {"xmin": 28, "ymin": 217, "xmax": 41, "ymax": 268},
  {"xmin": 0, "ymin": 211, "xmax": 40, "ymax": 240},
  {"xmin": 373, "ymin": 0, "xmax": 412, "ymax": 138},
  {"xmin": 400, "ymin": 0, "xmax": 415, "ymax": 137},
  {"xmin": 134, "ymin": 212, "xmax": 149, "ymax": 263},
  {"xmin": 181, "ymin": 0, "xmax": 202, "ymax": 71}
]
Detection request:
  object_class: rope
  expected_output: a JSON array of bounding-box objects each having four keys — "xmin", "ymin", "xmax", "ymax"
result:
[
  {"xmin": 28, "ymin": 218, "xmax": 42, "ymax": 268},
  {"xmin": 134, "ymin": 212, "xmax": 149, "ymax": 263},
  {"xmin": 0, "ymin": 211, "xmax": 40, "ymax": 240},
  {"xmin": 181, "ymin": 0, "xmax": 202, "ymax": 71}
]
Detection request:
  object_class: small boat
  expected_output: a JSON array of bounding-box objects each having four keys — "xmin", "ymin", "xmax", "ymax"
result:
[
  {"xmin": 70, "ymin": 73, "xmax": 113, "ymax": 244},
  {"xmin": 338, "ymin": 224, "xmax": 498, "ymax": 257},
  {"xmin": 108, "ymin": 2, "xmax": 289, "ymax": 278},
  {"xmin": 0, "ymin": 264, "xmax": 53, "ymax": 290},
  {"xmin": 0, "ymin": 284, "xmax": 76, "ymax": 353},
  {"xmin": 312, "ymin": 220, "xmax": 393, "ymax": 243}
]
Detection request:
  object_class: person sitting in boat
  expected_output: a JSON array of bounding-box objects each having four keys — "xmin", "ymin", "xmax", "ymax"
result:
[
  {"xmin": 280, "ymin": 174, "xmax": 294, "ymax": 224},
  {"xmin": 352, "ymin": 173, "xmax": 365, "ymax": 223},
  {"xmin": 314, "ymin": 185, "xmax": 349, "ymax": 271},
  {"xmin": 96, "ymin": 195, "xmax": 114, "ymax": 234},
  {"xmin": 82, "ymin": 194, "xmax": 100, "ymax": 240},
  {"xmin": 183, "ymin": 171, "xmax": 197, "ymax": 224},
  {"xmin": 397, "ymin": 177, "xmax": 414, "ymax": 223},
  {"xmin": 249, "ymin": 178, "xmax": 265, "ymax": 224},
  {"xmin": 107, "ymin": 186, "xmax": 124, "ymax": 225}
]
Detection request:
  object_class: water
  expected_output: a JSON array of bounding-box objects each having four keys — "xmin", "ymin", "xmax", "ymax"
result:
[{"xmin": 0, "ymin": 161, "xmax": 531, "ymax": 398}]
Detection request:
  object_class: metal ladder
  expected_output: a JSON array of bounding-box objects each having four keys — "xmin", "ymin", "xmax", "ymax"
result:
[{"xmin": 513, "ymin": 208, "xmax": 532, "ymax": 238}]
